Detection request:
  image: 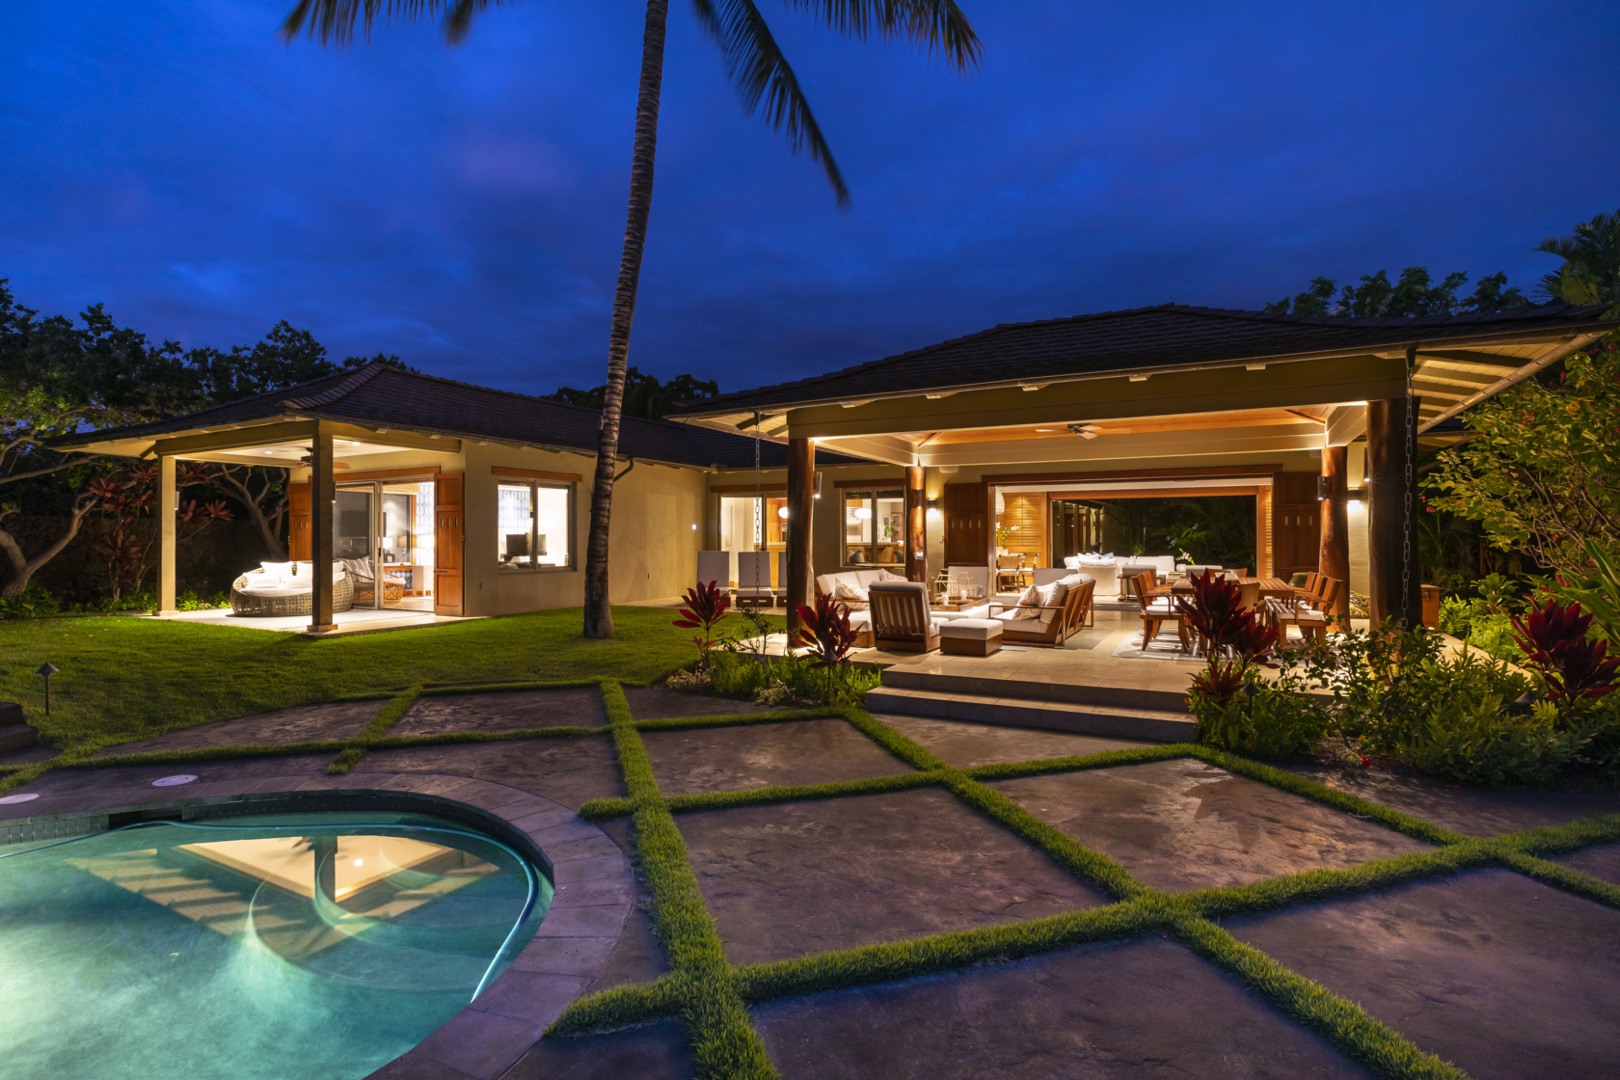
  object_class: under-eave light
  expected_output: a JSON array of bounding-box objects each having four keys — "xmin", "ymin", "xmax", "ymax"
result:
[
  {"xmin": 1128, "ymin": 374, "xmax": 1150, "ymax": 383},
  {"xmin": 1347, "ymin": 499, "xmax": 1364, "ymax": 512}
]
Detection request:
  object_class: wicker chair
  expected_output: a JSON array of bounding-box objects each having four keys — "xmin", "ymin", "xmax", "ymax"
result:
[{"xmin": 230, "ymin": 566, "xmax": 354, "ymax": 617}]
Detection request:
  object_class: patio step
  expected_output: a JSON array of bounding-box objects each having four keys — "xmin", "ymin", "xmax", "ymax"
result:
[
  {"xmin": 880, "ymin": 666, "xmax": 1191, "ymax": 713},
  {"xmin": 864, "ymin": 687, "xmax": 1195, "ymax": 743}
]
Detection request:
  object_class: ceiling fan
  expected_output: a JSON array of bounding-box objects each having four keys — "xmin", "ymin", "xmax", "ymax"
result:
[
  {"xmin": 297, "ymin": 454, "xmax": 351, "ymax": 470},
  {"xmin": 1032, "ymin": 422, "xmax": 1131, "ymax": 440}
]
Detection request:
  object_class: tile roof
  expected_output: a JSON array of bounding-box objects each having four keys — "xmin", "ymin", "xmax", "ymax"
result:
[
  {"xmin": 672, "ymin": 302, "xmax": 1617, "ymax": 415},
  {"xmin": 57, "ymin": 363, "xmax": 825, "ymax": 470}
]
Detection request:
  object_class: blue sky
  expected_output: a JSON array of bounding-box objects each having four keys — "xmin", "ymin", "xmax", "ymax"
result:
[{"xmin": 3, "ymin": 1, "xmax": 1618, "ymax": 395}]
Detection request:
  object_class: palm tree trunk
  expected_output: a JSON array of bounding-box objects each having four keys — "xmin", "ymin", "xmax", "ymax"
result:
[{"xmin": 584, "ymin": 0, "xmax": 670, "ymax": 639}]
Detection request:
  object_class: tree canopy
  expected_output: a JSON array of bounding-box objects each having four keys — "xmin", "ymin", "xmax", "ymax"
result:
[
  {"xmin": 1265, "ymin": 267, "xmax": 1526, "ymax": 318},
  {"xmin": 545, "ymin": 366, "xmax": 719, "ymax": 420}
]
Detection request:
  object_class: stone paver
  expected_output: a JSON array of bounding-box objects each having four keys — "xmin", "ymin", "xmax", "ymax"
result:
[
  {"xmin": 1558, "ymin": 841, "xmax": 1620, "ymax": 884},
  {"xmin": 0, "ymin": 755, "xmax": 334, "ymax": 822},
  {"xmin": 676, "ymin": 787, "xmax": 1106, "ymax": 965},
  {"xmin": 623, "ymin": 685, "xmax": 784, "ymax": 720},
  {"xmin": 1230, "ymin": 869, "xmax": 1620, "ymax": 1080},
  {"xmin": 877, "ymin": 713, "xmax": 1150, "ymax": 768},
  {"xmin": 754, "ymin": 938, "xmax": 1371, "ymax": 1079},
  {"xmin": 363, "ymin": 739, "xmax": 622, "ymax": 812},
  {"xmin": 643, "ymin": 718, "xmax": 910, "ymax": 797},
  {"xmin": 393, "ymin": 688, "xmax": 606, "ymax": 736},
  {"xmin": 101, "ymin": 700, "xmax": 383, "ymax": 755},
  {"xmin": 1284, "ymin": 762, "xmax": 1620, "ymax": 837},
  {"xmin": 994, "ymin": 758, "xmax": 1430, "ymax": 891},
  {"xmin": 503, "ymin": 1021, "xmax": 693, "ymax": 1079}
]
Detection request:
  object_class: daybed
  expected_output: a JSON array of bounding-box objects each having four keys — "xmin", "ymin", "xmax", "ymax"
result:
[{"xmin": 231, "ymin": 561, "xmax": 353, "ymax": 617}]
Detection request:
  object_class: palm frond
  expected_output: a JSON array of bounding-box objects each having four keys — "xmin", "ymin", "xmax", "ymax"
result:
[
  {"xmin": 278, "ymin": 0, "xmax": 500, "ymax": 46},
  {"xmin": 780, "ymin": 0, "xmax": 983, "ymax": 71},
  {"xmin": 693, "ymin": 0, "xmax": 851, "ymax": 206}
]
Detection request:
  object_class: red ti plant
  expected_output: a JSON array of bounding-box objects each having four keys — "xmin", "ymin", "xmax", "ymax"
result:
[
  {"xmin": 1512, "ymin": 597, "xmax": 1620, "ymax": 704},
  {"xmin": 1178, "ymin": 570, "xmax": 1278, "ymax": 705},
  {"xmin": 792, "ymin": 591, "xmax": 859, "ymax": 669},
  {"xmin": 673, "ymin": 579, "xmax": 731, "ymax": 671}
]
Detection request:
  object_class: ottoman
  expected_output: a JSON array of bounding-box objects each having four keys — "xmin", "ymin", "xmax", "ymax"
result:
[{"xmin": 938, "ymin": 618, "xmax": 1003, "ymax": 657}]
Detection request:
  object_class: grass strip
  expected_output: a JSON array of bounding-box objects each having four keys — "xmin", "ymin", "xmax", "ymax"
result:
[
  {"xmin": 416, "ymin": 678, "xmax": 607, "ymax": 697},
  {"xmin": 940, "ymin": 773, "xmax": 1152, "ymax": 901},
  {"xmin": 328, "ymin": 687, "xmax": 421, "ymax": 774},
  {"xmin": 1173, "ymin": 916, "xmax": 1470, "ymax": 1079},
  {"xmin": 1490, "ymin": 848, "xmax": 1620, "ymax": 910},
  {"xmin": 1490, "ymin": 812, "xmax": 1620, "ymax": 855},
  {"xmin": 733, "ymin": 897, "xmax": 1169, "ymax": 1006},
  {"xmin": 840, "ymin": 707, "xmax": 951, "ymax": 771},
  {"xmin": 366, "ymin": 725, "xmax": 609, "ymax": 749},
  {"xmin": 663, "ymin": 771, "xmax": 946, "ymax": 816},
  {"xmin": 0, "ymin": 761, "xmax": 53, "ymax": 796},
  {"xmin": 547, "ymin": 973, "xmax": 687, "ymax": 1034},
  {"xmin": 58, "ymin": 740, "xmax": 354, "ymax": 768},
  {"xmin": 965, "ymin": 743, "xmax": 1193, "ymax": 782},
  {"xmin": 631, "ymin": 707, "xmax": 845, "ymax": 733},
  {"xmin": 1187, "ymin": 747, "xmax": 1466, "ymax": 846},
  {"xmin": 568, "ymin": 681, "xmax": 777, "ymax": 1079},
  {"xmin": 1178, "ymin": 845, "xmax": 1493, "ymax": 919}
]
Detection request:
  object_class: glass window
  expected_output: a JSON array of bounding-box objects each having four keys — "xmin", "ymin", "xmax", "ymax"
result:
[
  {"xmin": 842, "ymin": 488, "xmax": 905, "ymax": 567},
  {"xmin": 498, "ymin": 480, "xmax": 574, "ymax": 571}
]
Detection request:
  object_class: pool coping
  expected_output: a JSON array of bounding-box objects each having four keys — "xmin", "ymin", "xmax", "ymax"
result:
[{"xmin": 0, "ymin": 771, "xmax": 637, "ymax": 1080}]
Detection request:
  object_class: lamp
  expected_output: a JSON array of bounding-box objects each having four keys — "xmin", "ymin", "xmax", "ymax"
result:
[
  {"xmin": 777, "ymin": 505, "xmax": 789, "ymax": 519},
  {"xmin": 854, "ymin": 506, "xmax": 872, "ymax": 520},
  {"xmin": 395, "ymin": 533, "xmax": 410, "ymax": 551}
]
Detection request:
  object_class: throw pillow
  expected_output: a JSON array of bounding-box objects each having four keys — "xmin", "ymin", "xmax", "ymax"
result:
[
  {"xmin": 835, "ymin": 580, "xmax": 869, "ymax": 603},
  {"xmin": 1038, "ymin": 581, "xmax": 1069, "ymax": 609},
  {"xmin": 1009, "ymin": 583, "xmax": 1042, "ymax": 620},
  {"xmin": 260, "ymin": 561, "xmax": 293, "ymax": 585}
]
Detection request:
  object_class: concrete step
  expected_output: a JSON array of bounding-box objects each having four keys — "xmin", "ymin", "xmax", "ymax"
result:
[
  {"xmin": 865, "ymin": 686, "xmax": 1195, "ymax": 743},
  {"xmin": 880, "ymin": 667, "xmax": 1191, "ymax": 713}
]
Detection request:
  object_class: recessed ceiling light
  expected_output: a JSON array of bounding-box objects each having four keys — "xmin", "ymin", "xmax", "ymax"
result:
[{"xmin": 263, "ymin": 450, "xmax": 274, "ymax": 455}]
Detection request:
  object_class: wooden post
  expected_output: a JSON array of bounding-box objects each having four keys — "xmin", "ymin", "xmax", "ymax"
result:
[
  {"xmin": 1366, "ymin": 397, "xmax": 1420, "ymax": 627},
  {"xmin": 1319, "ymin": 445, "xmax": 1350, "ymax": 619},
  {"xmin": 786, "ymin": 437, "xmax": 814, "ymax": 634},
  {"xmin": 157, "ymin": 455, "xmax": 177, "ymax": 615},
  {"xmin": 308, "ymin": 424, "xmax": 336, "ymax": 632},
  {"xmin": 905, "ymin": 465, "xmax": 926, "ymax": 584}
]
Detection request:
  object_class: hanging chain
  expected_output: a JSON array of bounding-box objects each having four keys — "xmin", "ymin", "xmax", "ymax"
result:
[{"xmin": 1401, "ymin": 349, "xmax": 1415, "ymax": 623}]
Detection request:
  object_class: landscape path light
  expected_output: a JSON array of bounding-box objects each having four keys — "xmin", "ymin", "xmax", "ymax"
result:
[{"xmin": 36, "ymin": 662, "xmax": 59, "ymax": 715}]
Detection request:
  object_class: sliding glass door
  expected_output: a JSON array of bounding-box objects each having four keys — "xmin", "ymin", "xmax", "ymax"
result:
[{"xmin": 334, "ymin": 480, "xmax": 436, "ymax": 611}]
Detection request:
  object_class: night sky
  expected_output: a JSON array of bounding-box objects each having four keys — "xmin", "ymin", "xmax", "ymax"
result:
[{"xmin": 5, "ymin": 2, "xmax": 1619, "ymax": 397}]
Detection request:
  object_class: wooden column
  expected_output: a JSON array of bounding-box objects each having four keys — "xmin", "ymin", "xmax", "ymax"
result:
[
  {"xmin": 905, "ymin": 465, "xmax": 926, "ymax": 584},
  {"xmin": 157, "ymin": 455, "xmax": 177, "ymax": 614},
  {"xmin": 1318, "ymin": 445, "xmax": 1351, "ymax": 619},
  {"xmin": 785, "ymin": 437, "xmax": 814, "ymax": 633},
  {"xmin": 1366, "ymin": 397, "xmax": 1420, "ymax": 627},
  {"xmin": 308, "ymin": 424, "xmax": 336, "ymax": 632}
]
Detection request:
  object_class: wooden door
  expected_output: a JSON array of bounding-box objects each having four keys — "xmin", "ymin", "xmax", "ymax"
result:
[
  {"xmin": 434, "ymin": 473, "xmax": 464, "ymax": 616},
  {"xmin": 943, "ymin": 483, "xmax": 987, "ymax": 566},
  {"xmin": 288, "ymin": 481, "xmax": 311, "ymax": 560}
]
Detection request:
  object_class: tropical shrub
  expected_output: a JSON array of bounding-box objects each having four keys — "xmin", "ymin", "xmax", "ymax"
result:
[
  {"xmin": 1512, "ymin": 597, "xmax": 1620, "ymax": 704},
  {"xmin": 673, "ymin": 579, "xmax": 730, "ymax": 672},
  {"xmin": 709, "ymin": 650, "xmax": 878, "ymax": 708},
  {"xmin": 1393, "ymin": 697, "xmax": 1581, "ymax": 786}
]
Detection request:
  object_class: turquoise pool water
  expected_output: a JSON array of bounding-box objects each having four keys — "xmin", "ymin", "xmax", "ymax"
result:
[{"xmin": 0, "ymin": 811, "xmax": 551, "ymax": 1079}]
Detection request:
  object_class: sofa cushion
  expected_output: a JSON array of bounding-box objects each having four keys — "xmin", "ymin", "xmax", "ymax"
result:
[
  {"xmin": 835, "ymin": 580, "xmax": 869, "ymax": 603},
  {"xmin": 285, "ymin": 562, "xmax": 313, "ymax": 588},
  {"xmin": 938, "ymin": 618, "xmax": 1002, "ymax": 641},
  {"xmin": 260, "ymin": 561, "xmax": 294, "ymax": 586}
]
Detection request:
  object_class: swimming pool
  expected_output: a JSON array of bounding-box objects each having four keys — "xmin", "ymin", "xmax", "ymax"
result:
[{"xmin": 0, "ymin": 810, "xmax": 552, "ymax": 1079}]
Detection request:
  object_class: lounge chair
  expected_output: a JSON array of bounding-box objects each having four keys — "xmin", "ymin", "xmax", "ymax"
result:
[
  {"xmin": 989, "ymin": 577, "xmax": 1095, "ymax": 647},
  {"xmin": 734, "ymin": 551, "xmax": 777, "ymax": 606},
  {"xmin": 868, "ymin": 580, "xmax": 948, "ymax": 652},
  {"xmin": 1033, "ymin": 567, "xmax": 1095, "ymax": 627},
  {"xmin": 696, "ymin": 550, "xmax": 730, "ymax": 590}
]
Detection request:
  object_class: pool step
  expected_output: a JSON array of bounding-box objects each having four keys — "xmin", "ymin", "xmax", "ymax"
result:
[
  {"xmin": 880, "ymin": 666, "xmax": 1192, "ymax": 713},
  {"xmin": 864, "ymin": 686, "xmax": 1195, "ymax": 743}
]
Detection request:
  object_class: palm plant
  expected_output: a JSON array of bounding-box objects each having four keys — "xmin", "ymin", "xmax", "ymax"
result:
[
  {"xmin": 280, "ymin": 1, "xmax": 982, "ymax": 640},
  {"xmin": 1536, "ymin": 208, "xmax": 1620, "ymax": 311}
]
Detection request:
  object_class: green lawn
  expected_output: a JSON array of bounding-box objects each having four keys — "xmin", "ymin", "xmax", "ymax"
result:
[{"xmin": 0, "ymin": 607, "xmax": 759, "ymax": 753}]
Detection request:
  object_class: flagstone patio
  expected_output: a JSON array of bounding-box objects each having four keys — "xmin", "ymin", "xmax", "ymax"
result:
[{"xmin": 4, "ymin": 684, "xmax": 1620, "ymax": 1079}]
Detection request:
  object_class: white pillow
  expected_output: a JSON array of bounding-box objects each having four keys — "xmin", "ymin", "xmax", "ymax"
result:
[
  {"xmin": 285, "ymin": 563, "xmax": 313, "ymax": 587},
  {"xmin": 261, "ymin": 561, "xmax": 292, "ymax": 581},
  {"xmin": 1010, "ymin": 583, "xmax": 1043, "ymax": 619},
  {"xmin": 1037, "ymin": 581, "xmax": 1068, "ymax": 609},
  {"xmin": 835, "ymin": 580, "xmax": 869, "ymax": 602}
]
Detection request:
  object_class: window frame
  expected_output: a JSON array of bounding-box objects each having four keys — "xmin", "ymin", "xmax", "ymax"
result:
[
  {"xmin": 496, "ymin": 478, "xmax": 577, "ymax": 573},
  {"xmin": 840, "ymin": 486, "xmax": 906, "ymax": 569}
]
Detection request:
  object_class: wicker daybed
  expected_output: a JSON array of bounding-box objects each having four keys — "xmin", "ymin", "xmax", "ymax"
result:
[{"xmin": 230, "ymin": 563, "xmax": 354, "ymax": 617}]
